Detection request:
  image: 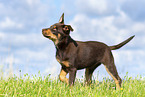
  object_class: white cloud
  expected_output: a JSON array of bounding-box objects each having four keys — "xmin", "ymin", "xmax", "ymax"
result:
[
  {"xmin": 70, "ymin": 13, "xmax": 124, "ymax": 44},
  {"xmin": 16, "ymin": 49, "xmax": 48, "ymax": 60},
  {"xmin": 4, "ymin": 54, "xmax": 20, "ymax": 65},
  {"xmin": 0, "ymin": 0, "xmax": 53, "ymax": 34},
  {"xmin": 113, "ymin": 50, "xmax": 145, "ymax": 75},
  {"xmin": 70, "ymin": 8, "xmax": 145, "ymax": 48},
  {"xmin": 43, "ymin": 59, "xmax": 60, "ymax": 77},
  {"xmin": 0, "ymin": 17, "xmax": 23, "ymax": 29},
  {"xmin": 0, "ymin": 32, "xmax": 5, "ymax": 39},
  {"xmin": 131, "ymin": 22, "xmax": 145, "ymax": 33},
  {"xmin": 83, "ymin": 0, "xmax": 107, "ymax": 13},
  {"xmin": 0, "ymin": 31, "xmax": 49, "ymax": 49},
  {"xmin": 76, "ymin": 0, "xmax": 118, "ymax": 16},
  {"xmin": 121, "ymin": 0, "xmax": 145, "ymax": 21},
  {"xmin": 26, "ymin": 0, "xmax": 39, "ymax": 6}
]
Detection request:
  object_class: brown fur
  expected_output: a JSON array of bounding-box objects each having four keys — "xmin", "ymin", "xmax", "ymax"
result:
[{"xmin": 42, "ymin": 13, "xmax": 135, "ymax": 89}]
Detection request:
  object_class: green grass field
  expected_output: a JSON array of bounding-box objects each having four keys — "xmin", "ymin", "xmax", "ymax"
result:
[{"xmin": 0, "ymin": 74, "xmax": 145, "ymax": 97}]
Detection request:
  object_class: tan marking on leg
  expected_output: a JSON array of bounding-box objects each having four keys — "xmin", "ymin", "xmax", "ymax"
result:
[
  {"xmin": 56, "ymin": 58, "xmax": 70, "ymax": 67},
  {"xmin": 104, "ymin": 66, "xmax": 121, "ymax": 89},
  {"xmin": 56, "ymin": 58, "xmax": 60, "ymax": 63},
  {"xmin": 61, "ymin": 61, "xmax": 70, "ymax": 67},
  {"xmin": 59, "ymin": 69, "xmax": 68, "ymax": 85}
]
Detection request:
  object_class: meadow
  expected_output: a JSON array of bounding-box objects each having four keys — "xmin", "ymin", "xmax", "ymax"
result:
[{"xmin": 0, "ymin": 73, "xmax": 145, "ymax": 97}]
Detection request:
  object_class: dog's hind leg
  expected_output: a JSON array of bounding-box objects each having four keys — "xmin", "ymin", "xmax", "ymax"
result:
[
  {"xmin": 103, "ymin": 62, "xmax": 122, "ymax": 89},
  {"xmin": 102, "ymin": 50, "xmax": 122, "ymax": 89},
  {"xmin": 85, "ymin": 64, "xmax": 101, "ymax": 85},
  {"xmin": 59, "ymin": 68, "xmax": 69, "ymax": 85},
  {"xmin": 85, "ymin": 68, "xmax": 94, "ymax": 85}
]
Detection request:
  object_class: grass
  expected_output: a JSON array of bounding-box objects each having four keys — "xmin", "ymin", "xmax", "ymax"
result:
[{"xmin": 0, "ymin": 73, "xmax": 145, "ymax": 97}]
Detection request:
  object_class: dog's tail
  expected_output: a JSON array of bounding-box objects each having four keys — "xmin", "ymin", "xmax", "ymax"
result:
[{"xmin": 109, "ymin": 35, "xmax": 135, "ymax": 50}]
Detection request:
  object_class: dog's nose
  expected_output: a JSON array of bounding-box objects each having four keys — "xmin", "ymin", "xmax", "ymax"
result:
[
  {"xmin": 42, "ymin": 29, "xmax": 46, "ymax": 35},
  {"xmin": 42, "ymin": 29, "xmax": 45, "ymax": 32}
]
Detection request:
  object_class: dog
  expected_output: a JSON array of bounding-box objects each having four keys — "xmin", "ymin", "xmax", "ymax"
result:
[{"xmin": 42, "ymin": 13, "xmax": 134, "ymax": 89}]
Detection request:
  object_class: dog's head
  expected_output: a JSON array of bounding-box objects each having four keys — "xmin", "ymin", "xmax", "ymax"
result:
[{"xmin": 42, "ymin": 13, "xmax": 74, "ymax": 45}]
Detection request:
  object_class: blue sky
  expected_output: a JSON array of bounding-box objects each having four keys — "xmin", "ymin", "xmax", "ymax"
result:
[{"xmin": 0, "ymin": 0, "xmax": 145, "ymax": 80}]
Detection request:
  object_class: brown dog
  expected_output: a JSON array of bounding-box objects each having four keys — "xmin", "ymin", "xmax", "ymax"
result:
[{"xmin": 42, "ymin": 13, "xmax": 134, "ymax": 89}]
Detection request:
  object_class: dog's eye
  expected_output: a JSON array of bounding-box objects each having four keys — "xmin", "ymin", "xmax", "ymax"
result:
[
  {"xmin": 64, "ymin": 26, "xmax": 68, "ymax": 29},
  {"xmin": 63, "ymin": 26, "xmax": 69, "ymax": 31},
  {"xmin": 53, "ymin": 26, "xmax": 57, "ymax": 30}
]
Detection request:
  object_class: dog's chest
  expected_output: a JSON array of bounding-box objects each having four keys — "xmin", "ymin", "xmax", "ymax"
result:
[{"xmin": 56, "ymin": 57, "xmax": 70, "ymax": 67}]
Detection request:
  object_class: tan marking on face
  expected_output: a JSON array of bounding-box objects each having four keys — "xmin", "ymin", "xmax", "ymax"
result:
[
  {"xmin": 43, "ymin": 29, "xmax": 61, "ymax": 45},
  {"xmin": 56, "ymin": 58, "xmax": 70, "ymax": 67},
  {"xmin": 43, "ymin": 29, "xmax": 57, "ymax": 40},
  {"xmin": 59, "ymin": 69, "xmax": 69, "ymax": 85},
  {"xmin": 53, "ymin": 33, "xmax": 61, "ymax": 45},
  {"xmin": 58, "ymin": 33, "xmax": 61, "ymax": 39},
  {"xmin": 53, "ymin": 26, "xmax": 56, "ymax": 29}
]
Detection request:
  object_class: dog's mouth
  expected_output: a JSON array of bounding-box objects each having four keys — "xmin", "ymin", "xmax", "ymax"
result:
[
  {"xmin": 42, "ymin": 31, "xmax": 57, "ymax": 41},
  {"xmin": 43, "ymin": 34, "xmax": 53, "ymax": 40},
  {"xmin": 43, "ymin": 34, "xmax": 50, "ymax": 38}
]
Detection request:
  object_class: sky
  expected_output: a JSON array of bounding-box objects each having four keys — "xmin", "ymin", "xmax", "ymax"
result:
[{"xmin": 0, "ymin": 0, "xmax": 145, "ymax": 80}]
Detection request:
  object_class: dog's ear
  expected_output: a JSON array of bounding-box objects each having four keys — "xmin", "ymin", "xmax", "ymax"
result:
[
  {"xmin": 59, "ymin": 13, "xmax": 64, "ymax": 24},
  {"xmin": 67, "ymin": 25, "xmax": 74, "ymax": 32},
  {"xmin": 63, "ymin": 25, "xmax": 74, "ymax": 34}
]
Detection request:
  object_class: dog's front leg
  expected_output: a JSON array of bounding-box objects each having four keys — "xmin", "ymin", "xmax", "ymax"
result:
[
  {"xmin": 69, "ymin": 68, "xmax": 77, "ymax": 86},
  {"xmin": 59, "ymin": 68, "xmax": 69, "ymax": 85}
]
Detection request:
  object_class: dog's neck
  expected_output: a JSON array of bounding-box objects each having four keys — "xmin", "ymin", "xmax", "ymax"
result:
[
  {"xmin": 55, "ymin": 36, "xmax": 77, "ymax": 50},
  {"xmin": 55, "ymin": 36, "xmax": 78, "ymax": 59}
]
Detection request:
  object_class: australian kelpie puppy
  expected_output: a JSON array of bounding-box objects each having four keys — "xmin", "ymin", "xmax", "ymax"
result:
[{"xmin": 42, "ymin": 13, "xmax": 134, "ymax": 89}]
